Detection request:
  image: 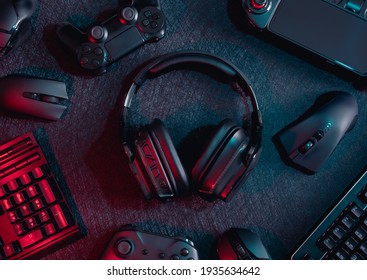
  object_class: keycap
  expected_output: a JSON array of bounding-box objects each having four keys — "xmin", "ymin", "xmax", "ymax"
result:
[
  {"xmin": 335, "ymin": 248, "xmax": 349, "ymax": 260},
  {"xmin": 7, "ymin": 211, "xmax": 18, "ymax": 223},
  {"xmin": 32, "ymin": 198, "xmax": 43, "ymax": 210},
  {"xmin": 25, "ymin": 217, "xmax": 37, "ymax": 230},
  {"xmin": 38, "ymin": 210, "xmax": 50, "ymax": 223},
  {"xmin": 26, "ymin": 186, "xmax": 38, "ymax": 198},
  {"xmin": 354, "ymin": 227, "xmax": 367, "ymax": 241},
  {"xmin": 341, "ymin": 215, "xmax": 355, "ymax": 229},
  {"xmin": 19, "ymin": 204, "xmax": 32, "ymax": 217},
  {"xmin": 51, "ymin": 205, "xmax": 69, "ymax": 229},
  {"xmin": 3, "ymin": 242, "xmax": 20, "ymax": 257},
  {"xmin": 19, "ymin": 174, "xmax": 31, "ymax": 185},
  {"xmin": 6, "ymin": 180, "xmax": 18, "ymax": 192},
  {"xmin": 13, "ymin": 223, "xmax": 24, "ymax": 236},
  {"xmin": 350, "ymin": 253, "xmax": 363, "ymax": 260},
  {"xmin": 39, "ymin": 180, "xmax": 56, "ymax": 204},
  {"xmin": 350, "ymin": 205, "xmax": 364, "ymax": 219},
  {"xmin": 360, "ymin": 242, "xmax": 367, "ymax": 255},
  {"xmin": 345, "ymin": 238, "xmax": 358, "ymax": 251},
  {"xmin": 0, "ymin": 186, "xmax": 6, "ymax": 198},
  {"xmin": 2, "ymin": 198, "xmax": 13, "ymax": 210},
  {"xmin": 322, "ymin": 236, "xmax": 337, "ymax": 251},
  {"xmin": 13, "ymin": 192, "xmax": 25, "ymax": 205},
  {"xmin": 31, "ymin": 167, "xmax": 44, "ymax": 179},
  {"xmin": 19, "ymin": 230, "xmax": 44, "ymax": 249},
  {"xmin": 332, "ymin": 226, "xmax": 346, "ymax": 240},
  {"xmin": 44, "ymin": 223, "xmax": 56, "ymax": 236}
]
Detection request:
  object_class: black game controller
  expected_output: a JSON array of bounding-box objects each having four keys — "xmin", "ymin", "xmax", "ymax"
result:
[
  {"xmin": 100, "ymin": 226, "xmax": 199, "ymax": 260},
  {"xmin": 0, "ymin": 0, "xmax": 38, "ymax": 58},
  {"xmin": 56, "ymin": 0, "xmax": 165, "ymax": 75}
]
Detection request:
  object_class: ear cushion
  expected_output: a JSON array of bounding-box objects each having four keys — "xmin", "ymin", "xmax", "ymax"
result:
[
  {"xmin": 134, "ymin": 119, "xmax": 191, "ymax": 198},
  {"xmin": 192, "ymin": 119, "xmax": 251, "ymax": 201}
]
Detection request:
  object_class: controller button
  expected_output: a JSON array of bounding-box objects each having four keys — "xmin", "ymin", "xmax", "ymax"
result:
[
  {"xmin": 170, "ymin": 255, "xmax": 180, "ymax": 260},
  {"xmin": 150, "ymin": 21, "xmax": 158, "ymax": 29},
  {"xmin": 250, "ymin": 0, "xmax": 267, "ymax": 9},
  {"xmin": 82, "ymin": 46, "xmax": 92, "ymax": 53},
  {"xmin": 142, "ymin": 249, "xmax": 149, "ymax": 255},
  {"xmin": 152, "ymin": 13, "xmax": 161, "ymax": 20},
  {"xmin": 142, "ymin": 19, "xmax": 150, "ymax": 26},
  {"xmin": 94, "ymin": 48, "xmax": 103, "ymax": 56},
  {"xmin": 159, "ymin": 253, "xmax": 165, "ymax": 259},
  {"xmin": 115, "ymin": 240, "xmax": 132, "ymax": 256},
  {"xmin": 345, "ymin": 0, "xmax": 364, "ymax": 13},
  {"xmin": 80, "ymin": 57, "xmax": 89, "ymax": 65},
  {"xmin": 90, "ymin": 26, "xmax": 105, "ymax": 41},
  {"xmin": 121, "ymin": 7, "xmax": 137, "ymax": 23},
  {"xmin": 144, "ymin": 10, "xmax": 152, "ymax": 18},
  {"xmin": 92, "ymin": 59, "xmax": 101, "ymax": 67},
  {"xmin": 180, "ymin": 248, "xmax": 189, "ymax": 256}
]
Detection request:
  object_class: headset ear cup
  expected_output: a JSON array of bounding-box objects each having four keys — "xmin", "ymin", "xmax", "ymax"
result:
[
  {"xmin": 192, "ymin": 119, "xmax": 251, "ymax": 201},
  {"xmin": 134, "ymin": 119, "xmax": 191, "ymax": 199}
]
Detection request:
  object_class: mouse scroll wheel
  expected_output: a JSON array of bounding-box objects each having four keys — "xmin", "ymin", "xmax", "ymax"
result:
[
  {"xmin": 234, "ymin": 243, "xmax": 252, "ymax": 260},
  {"xmin": 39, "ymin": 95, "xmax": 60, "ymax": 104}
]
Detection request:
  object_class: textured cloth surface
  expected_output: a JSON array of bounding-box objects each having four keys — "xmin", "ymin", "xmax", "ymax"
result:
[{"xmin": 1, "ymin": 0, "xmax": 367, "ymax": 259}]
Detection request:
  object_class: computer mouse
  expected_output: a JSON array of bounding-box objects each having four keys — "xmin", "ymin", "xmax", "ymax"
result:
[
  {"xmin": 0, "ymin": 0, "xmax": 38, "ymax": 57},
  {"xmin": 273, "ymin": 91, "xmax": 358, "ymax": 174},
  {"xmin": 217, "ymin": 228, "xmax": 271, "ymax": 260},
  {"xmin": 0, "ymin": 75, "xmax": 69, "ymax": 121}
]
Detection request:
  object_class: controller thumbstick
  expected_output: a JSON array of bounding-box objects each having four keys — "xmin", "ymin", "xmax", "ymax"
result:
[
  {"xmin": 115, "ymin": 240, "xmax": 133, "ymax": 257},
  {"xmin": 250, "ymin": 0, "xmax": 268, "ymax": 9},
  {"xmin": 89, "ymin": 25, "xmax": 106, "ymax": 42},
  {"xmin": 120, "ymin": 7, "xmax": 138, "ymax": 24}
]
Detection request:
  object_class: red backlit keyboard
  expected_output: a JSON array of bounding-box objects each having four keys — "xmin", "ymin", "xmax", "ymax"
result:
[{"xmin": 0, "ymin": 132, "xmax": 84, "ymax": 259}]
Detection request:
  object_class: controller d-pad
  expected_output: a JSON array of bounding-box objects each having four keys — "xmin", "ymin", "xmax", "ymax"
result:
[
  {"xmin": 78, "ymin": 43, "xmax": 106, "ymax": 70},
  {"xmin": 138, "ymin": 7, "xmax": 164, "ymax": 34}
]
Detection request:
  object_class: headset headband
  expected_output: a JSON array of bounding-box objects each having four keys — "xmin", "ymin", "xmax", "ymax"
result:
[{"xmin": 121, "ymin": 51, "xmax": 263, "ymax": 162}]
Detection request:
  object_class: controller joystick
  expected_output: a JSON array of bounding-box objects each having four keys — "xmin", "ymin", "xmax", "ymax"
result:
[
  {"xmin": 56, "ymin": 0, "xmax": 165, "ymax": 75},
  {"xmin": 101, "ymin": 226, "xmax": 199, "ymax": 260},
  {"xmin": 243, "ymin": 0, "xmax": 279, "ymax": 28}
]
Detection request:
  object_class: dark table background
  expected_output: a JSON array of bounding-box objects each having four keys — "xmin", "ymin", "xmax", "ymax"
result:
[{"xmin": 1, "ymin": 0, "xmax": 367, "ymax": 260}]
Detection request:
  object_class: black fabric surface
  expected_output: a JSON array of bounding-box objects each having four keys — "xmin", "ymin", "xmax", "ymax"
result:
[{"xmin": 1, "ymin": 0, "xmax": 367, "ymax": 260}]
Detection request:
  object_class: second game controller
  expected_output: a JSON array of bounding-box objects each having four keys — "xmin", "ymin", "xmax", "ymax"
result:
[
  {"xmin": 56, "ymin": 0, "xmax": 166, "ymax": 75},
  {"xmin": 0, "ymin": 0, "xmax": 38, "ymax": 58},
  {"xmin": 100, "ymin": 226, "xmax": 199, "ymax": 260}
]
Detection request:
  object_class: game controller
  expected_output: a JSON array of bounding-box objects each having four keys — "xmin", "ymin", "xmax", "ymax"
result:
[
  {"xmin": 100, "ymin": 226, "xmax": 199, "ymax": 260},
  {"xmin": 56, "ymin": 0, "xmax": 166, "ymax": 75},
  {"xmin": 0, "ymin": 0, "xmax": 38, "ymax": 58}
]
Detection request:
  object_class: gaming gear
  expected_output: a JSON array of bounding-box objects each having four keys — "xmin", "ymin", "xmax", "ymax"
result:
[
  {"xmin": 100, "ymin": 225, "xmax": 199, "ymax": 260},
  {"xmin": 292, "ymin": 165, "xmax": 367, "ymax": 260},
  {"xmin": 0, "ymin": 0, "xmax": 37, "ymax": 58},
  {"xmin": 121, "ymin": 51, "xmax": 263, "ymax": 201},
  {"xmin": 243, "ymin": 0, "xmax": 367, "ymax": 76},
  {"xmin": 273, "ymin": 91, "xmax": 358, "ymax": 174},
  {"xmin": 56, "ymin": 0, "xmax": 165, "ymax": 75},
  {"xmin": 217, "ymin": 228, "xmax": 271, "ymax": 260},
  {"xmin": 0, "ymin": 75, "xmax": 69, "ymax": 121},
  {"xmin": 0, "ymin": 132, "xmax": 85, "ymax": 260}
]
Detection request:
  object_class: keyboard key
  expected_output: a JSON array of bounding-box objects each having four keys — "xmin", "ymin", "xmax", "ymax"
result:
[
  {"xmin": 39, "ymin": 179, "xmax": 57, "ymax": 204},
  {"xmin": 3, "ymin": 242, "xmax": 20, "ymax": 257},
  {"xmin": 359, "ymin": 242, "xmax": 367, "ymax": 255},
  {"xmin": 26, "ymin": 186, "xmax": 38, "ymax": 198},
  {"xmin": 13, "ymin": 192, "xmax": 25, "ymax": 205},
  {"xmin": 25, "ymin": 217, "xmax": 37, "ymax": 230},
  {"xmin": 345, "ymin": 237, "xmax": 358, "ymax": 251},
  {"xmin": 321, "ymin": 236, "xmax": 337, "ymax": 251},
  {"xmin": 332, "ymin": 226, "xmax": 346, "ymax": 240},
  {"xmin": 19, "ymin": 204, "xmax": 32, "ymax": 217},
  {"xmin": 31, "ymin": 167, "xmax": 44, "ymax": 179},
  {"xmin": 350, "ymin": 253, "xmax": 363, "ymax": 260},
  {"xmin": 7, "ymin": 211, "xmax": 18, "ymax": 223},
  {"xmin": 44, "ymin": 223, "xmax": 56, "ymax": 236},
  {"xmin": 14, "ymin": 223, "xmax": 24, "ymax": 236},
  {"xmin": 19, "ymin": 174, "xmax": 31, "ymax": 185},
  {"xmin": 341, "ymin": 215, "xmax": 355, "ymax": 229},
  {"xmin": 18, "ymin": 230, "xmax": 44, "ymax": 249},
  {"xmin": 2, "ymin": 198, "xmax": 13, "ymax": 210},
  {"xmin": 358, "ymin": 186, "xmax": 367, "ymax": 204},
  {"xmin": 0, "ymin": 185, "xmax": 6, "ymax": 198},
  {"xmin": 354, "ymin": 227, "xmax": 367, "ymax": 241},
  {"xmin": 51, "ymin": 205, "xmax": 69, "ymax": 229},
  {"xmin": 6, "ymin": 180, "xmax": 18, "ymax": 192},
  {"xmin": 350, "ymin": 205, "xmax": 364, "ymax": 219},
  {"xmin": 335, "ymin": 248, "xmax": 349, "ymax": 260},
  {"xmin": 38, "ymin": 210, "xmax": 50, "ymax": 223},
  {"xmin": 32, "ymin": 198, "xmax": 43, "ymax": 210}
]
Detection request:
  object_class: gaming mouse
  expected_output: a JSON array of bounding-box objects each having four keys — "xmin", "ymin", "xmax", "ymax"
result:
[
  {"xmin": 0, "ymin": 0, "xmax": 38, "ymax": 57},
  {"xmin": 0, "ymin": 75, "xmax": 69, "ymax": 121},
  {"xmin": 273, "ymin": 91, "xmax": 358, "ymax": 174},
  {"xmin": 217, "ymin": 228, "xmax": 271, "ymax": 260}
]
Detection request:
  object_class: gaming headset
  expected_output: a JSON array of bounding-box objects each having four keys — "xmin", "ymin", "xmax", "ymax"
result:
[{"xmin": 121, "ymin": 51, "xmax": 263, "ymax": 201}]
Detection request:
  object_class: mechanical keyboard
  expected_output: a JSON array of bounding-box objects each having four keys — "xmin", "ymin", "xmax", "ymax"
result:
[
  {"xmin": 0, "ymin": 131, "xmax": 85, "ymax": 259},
  {"xmin": 292, "ymin": 166, "xmax": 367, "ymax": 260}
]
